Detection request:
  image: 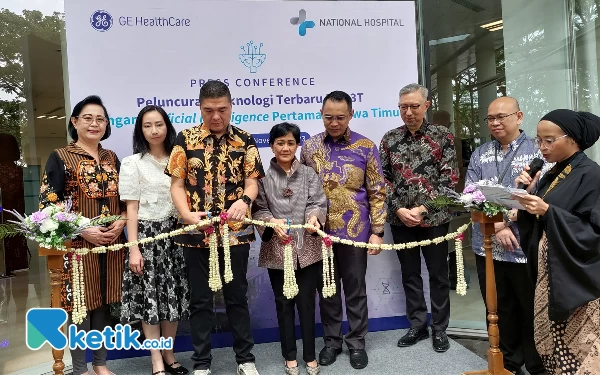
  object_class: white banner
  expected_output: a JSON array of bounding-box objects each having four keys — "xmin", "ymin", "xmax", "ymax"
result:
[{"xmin": 64, "ymin": 0, "xmax": 419, "ymax": 330}]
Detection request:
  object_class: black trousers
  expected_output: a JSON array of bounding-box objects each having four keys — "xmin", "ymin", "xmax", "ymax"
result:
[
  {"xmin": 391, "ymin": 224, "xmax": 450, "ymax": 332},
  {"xmin": 69, "ymin": 305, "xmax": 112, "ymax": 375},
  {"xmin": 268, "ymin": 261, "xmax": 321, "ymax": 363},
  {"xmin": 184, "ymin": 244, "xmax": 255, "ymax": 370},
  {"xmin": 475, "ymin": 255, "xmax": 546, "ymax": 374},
  {"xmin": 318, "ymin": 243, "xmax": 368, "ymax": 350}
]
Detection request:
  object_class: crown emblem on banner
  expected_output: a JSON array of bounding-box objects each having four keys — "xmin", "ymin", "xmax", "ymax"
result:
[{"xmin": 239, "ymin": 41, "xmax": 267, "ymax": 73}]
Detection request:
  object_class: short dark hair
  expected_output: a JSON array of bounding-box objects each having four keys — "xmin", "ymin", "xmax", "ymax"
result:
[
  {"xmin": 269, "ymin": 122, "xmax": 301, "ymax": 145},
  {"xmin": 68, "ymin": 95, "xmax": 111, "ymax": 141},
  {"xmin": 132, "ymin": 105, "xmax": 177, "ymax": 155},
  {"xmin": 199, "ymin": 80, "xmax": 231, "ymax": 104},
  {"xmin": 322, "ymin": 90, "xmax": 353, "ymax": 111}
]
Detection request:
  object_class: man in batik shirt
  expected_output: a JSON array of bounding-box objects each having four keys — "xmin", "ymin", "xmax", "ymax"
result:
[
  {"xmin": 466, "ymin": 97, "xmax": 547, "ymax": 375},
  {"xmin": 380, "ymin": 83, "xmax": 459, "ymax": 353},
  {"xmin": 166, "ymin": 80, "xmax": 264, "ymax": 375},
  {"xmin": 301, "ymin": 90, "xmax": 387, "ymax": 370}
]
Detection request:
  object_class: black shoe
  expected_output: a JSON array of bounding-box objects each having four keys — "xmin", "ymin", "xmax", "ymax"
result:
[
  {"xmin": 397, "ymin": 327, "xmax": 429, "ymax": 347},
  {"xmin": 432, "ymin": 330, "xmax": 450, "ymax": 352},
  {"xmin": 349, "ymin": 349, "xmax": 368, "ymax": 369},
  {"xmin": 318, "ymin": 346, "xmax": 342, "ymax": 366},
  {"xmin": 509, "ymin": 369, "xmax": 526, "ymax": 375},
  {"xmin": 163, "ymin": 358, "xmax": 190, "ymax": 375}
]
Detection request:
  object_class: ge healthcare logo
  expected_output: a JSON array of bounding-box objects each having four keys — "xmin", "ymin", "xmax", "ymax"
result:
[
  {"xmin": 239, "ymin": 41, "xmax": 266, "ymax": 73},
  {"xmin": 290, "ymin": 9, "xmax": 315, "ymax": 36},
  {"xmin": 90, "ymin": 9, "xmax": 113, "ymax": 32}
]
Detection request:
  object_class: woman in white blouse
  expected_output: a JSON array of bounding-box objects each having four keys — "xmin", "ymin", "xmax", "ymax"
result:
[{"xmin": 119, "ymin": 105, "xmax": 190, "ymax": 375}]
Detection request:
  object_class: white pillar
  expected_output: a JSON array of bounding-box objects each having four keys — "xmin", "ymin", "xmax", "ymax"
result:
[{"xmin": 475, "ymin": 32, "xmax": 496, "ymax": 142}]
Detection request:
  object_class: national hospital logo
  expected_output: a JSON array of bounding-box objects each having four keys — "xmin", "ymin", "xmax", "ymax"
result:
[
  {"xmin": 239, "ymin": 41, "xmax": 266, "ymax": 73},
  {"xmin": 290, "ymin": 9, "xmax": 315, "ymax": 36},
  {"xmin": 90, "ymin": 9, "xmax": 113, "ymax": 32}
]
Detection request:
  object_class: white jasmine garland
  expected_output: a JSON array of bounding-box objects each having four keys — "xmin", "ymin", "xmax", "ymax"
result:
[{"xmin": 33, "ymin": 215, "xmax": 470, "ymax": 325}]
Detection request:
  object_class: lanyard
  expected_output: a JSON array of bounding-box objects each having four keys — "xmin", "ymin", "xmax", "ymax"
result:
[{"xmin": 494, "ymin": 138, "xmax": 524, "ymax": 185}]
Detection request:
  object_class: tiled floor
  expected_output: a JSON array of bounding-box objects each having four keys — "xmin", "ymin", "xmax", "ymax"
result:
[{"xmin": 0, "ymin": 247, "xmax": 75, "ymax": 374}]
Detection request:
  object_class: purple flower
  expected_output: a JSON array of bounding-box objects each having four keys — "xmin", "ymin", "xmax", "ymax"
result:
[
  {"xmin": 472, "ymin": 190, "xmax": 486, "ymax": 203},
  {"xmin": 54, "ymin": 212, "xmax": 69, "ymax": 222},
  {"xmin": 30, "ymin": 211, "xmax": 49, "ymax": 224},
  {"xmin": 463, "ymin": 184, "xmax": 477, "ymax": 194}
]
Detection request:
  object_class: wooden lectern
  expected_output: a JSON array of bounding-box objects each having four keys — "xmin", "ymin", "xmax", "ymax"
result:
[
  {"xmin": 462, "ymin": 211, "xmax": 512, "ymax": 375},
  {"xmin": 39, "ymin": 244, "xmax": 68, "ymax": 375}
]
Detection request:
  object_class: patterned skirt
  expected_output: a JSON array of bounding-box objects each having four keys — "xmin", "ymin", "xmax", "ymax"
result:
[
  {"xmin": 121, "ymin": 217, "xmax": 190, "ymax": 325},
  {"xmin": 533, "ymin": 233, "xmax": 600, "ymax": 374}
]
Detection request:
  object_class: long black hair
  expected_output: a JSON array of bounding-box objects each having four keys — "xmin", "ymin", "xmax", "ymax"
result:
[
  {"xmin": 68, "ymin": 95, "xmax": 111, "ymax": 141},
  {"xmin": 132, "ymin": 105, "xmax": 177, "ymax": 155}
]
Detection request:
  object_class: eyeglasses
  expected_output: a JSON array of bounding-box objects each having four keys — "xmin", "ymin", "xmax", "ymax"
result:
[
  {"xmin": 399, "ymin": 103, "xmax": 424, "ymax": 112},
  {"xmin": 484, "ymin": 111, "xmax": 518, "ymax": 124},
  {"xmin": 323, "ymin": 115, "xmax": 350, "ymax": 122},
  {"xmin": 536, "ymin": 134, "xmax": 568, "ymax": 149},
  {"xmin": 77, "ymin": 115, "xmax": 108, "ymax": 125}
]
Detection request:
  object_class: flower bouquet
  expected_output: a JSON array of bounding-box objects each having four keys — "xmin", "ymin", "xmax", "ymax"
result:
[
  {"xmin": 427, "ymin": 181, "xmax": 509, "ymax": 217},
  {"xmin": 0, "ymin": 199, "xmax": 122, "ymax": 250}
]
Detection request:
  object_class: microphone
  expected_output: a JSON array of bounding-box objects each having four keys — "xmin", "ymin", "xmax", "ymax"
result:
[{"xmin": 517, "ymin": 158, "xmax": 544, "ymax": 189}]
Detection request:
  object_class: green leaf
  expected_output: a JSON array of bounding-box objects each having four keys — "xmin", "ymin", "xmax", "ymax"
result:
[
  {"xmin": 89, "ymin": 215, "xmax": 124, "ymax": 227},
  {"xmin": 426, "ymin": 196, "xmax": 463, "ymax": 210},
  {"xmin": 0, "ymin": 224, "xmax": 21, "ymax": 239}
]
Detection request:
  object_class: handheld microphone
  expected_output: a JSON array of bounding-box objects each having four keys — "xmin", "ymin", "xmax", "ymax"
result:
[{"xmin": 517, "ymin": 158, "xmax": 544, "ymax": 189}]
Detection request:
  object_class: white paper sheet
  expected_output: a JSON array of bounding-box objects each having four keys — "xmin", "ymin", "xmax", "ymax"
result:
[{"xmin": 476, "ymin": 183, "xmax": 528, "ymax": 210}]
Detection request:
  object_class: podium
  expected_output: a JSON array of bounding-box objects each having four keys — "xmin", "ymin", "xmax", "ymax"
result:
[
  {"xmin": 462, "ymin": 211, "xmax": 511, "ymax": 375},
  {"xmin": 39, "ymin": 244, "xmax": 68, "ymax": 375}
]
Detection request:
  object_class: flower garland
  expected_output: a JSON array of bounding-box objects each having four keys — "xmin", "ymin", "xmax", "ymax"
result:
[
  {"xmin": 47, "ymin": 216, "xmax": 471, "ymax": 324},
  {"xmin": 321, "ymin": 236, "xmax": 336, "ymax": 298},
  {"xmin": 205, "ymin": 225, "xmax": 222, "ymax": 292},
  {"xmin": 220, "ymin": 213, "xmax": 233, "ymax": 284},
  {"xmin": 70, "ymin": 252, "xmax": 86, "ymax": 324},
  {"xmin": 281, "ymin": 235, "xmax": 299, "ymax": 299},
  {"xmin": 454, "ymin": 233, "xmax": 468, "ymax": 296}
]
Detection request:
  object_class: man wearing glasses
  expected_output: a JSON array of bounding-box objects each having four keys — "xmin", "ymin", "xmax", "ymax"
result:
[
  {"xmin": 379, "ymin": 83, "xmax": 459, "ymax": 353},
  {"xmin": 465, "ymin": 96, "xmax": 548, "ymax": 375},
  {"xmin": 300, "ymin": 90, "xmax": 387, "ymax": 370}
]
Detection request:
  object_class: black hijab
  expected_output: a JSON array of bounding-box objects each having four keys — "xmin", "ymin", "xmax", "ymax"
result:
[{"xmin": 541, "ymin": 109, "xmax": 600, "ymax": 150}]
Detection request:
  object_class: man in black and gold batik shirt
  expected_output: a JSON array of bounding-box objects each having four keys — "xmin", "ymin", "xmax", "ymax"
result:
[{"xmin": 165, "ymin": 81, "xmax": 264, "ymax": 375}]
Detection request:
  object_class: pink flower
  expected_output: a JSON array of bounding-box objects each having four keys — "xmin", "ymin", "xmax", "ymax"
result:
[
  {"xmin": 205, "ymin": 226, "xmax": 215, "ymax": 235},
  {"xmin": 281, "ymin": 237, "xmax": 292, "ymax": 245},
  {"xmin": 76, "ymin": 255, "xmax": 81, "ymax": 261},
  {"xmin": 455, "ymin": 233, "xmax": 465, "ymax": 241},
  {"xmin": 322, "ymin": 236, "xmax": 333, "ymax": 247},
  {"xmin": 219, "ymin": 212, "xmax": 229, "ymax": 225}
]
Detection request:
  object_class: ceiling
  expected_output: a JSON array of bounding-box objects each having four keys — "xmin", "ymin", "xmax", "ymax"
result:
[{"xmin": 21, "ymin": 0, "xmax": 504, "ymax": 142}]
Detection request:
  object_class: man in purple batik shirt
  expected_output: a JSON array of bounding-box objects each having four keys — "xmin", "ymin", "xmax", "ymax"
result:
[{"xmin": 301, "ymin": 91, "xmax": 387, "ymax": 371}]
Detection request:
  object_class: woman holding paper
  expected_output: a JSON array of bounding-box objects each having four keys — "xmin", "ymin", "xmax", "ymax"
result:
[{"xmin": 514, "ymin": 109, "xmax": 600, "ymax": 374}]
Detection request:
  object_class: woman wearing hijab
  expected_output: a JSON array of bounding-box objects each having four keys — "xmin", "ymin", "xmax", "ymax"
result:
[{"xmin": 513, "ymin": 109, "xmax": 600, "ymax": 374}]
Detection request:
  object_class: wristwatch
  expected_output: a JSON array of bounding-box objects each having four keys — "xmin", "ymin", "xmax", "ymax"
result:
[
  {"xmin": 241, "ymin": 194, "xmax": 252, "ymax": 205},
  {"xmin": 375, "ymin": 232, "xmax": 384, "ymax": 238}
]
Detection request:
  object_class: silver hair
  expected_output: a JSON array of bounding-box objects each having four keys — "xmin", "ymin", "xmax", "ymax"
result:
[{"xmin": 399, "ymin": 83, "xmax": 429, "ymax": 101}]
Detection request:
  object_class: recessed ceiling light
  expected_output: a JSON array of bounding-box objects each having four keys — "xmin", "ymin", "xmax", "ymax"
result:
[
  {"xmin": 429, "ymin": 34, "xmax": 470, "ymax": 46},
  {"xmin": 489, "ymin": 25, "xmax": 503, "ymax": 32},
  {"xmin": 48, "ymin": 116, "xmax": 57, "ymax": 119},
  {"xmin": 481, "ymin": 20, "xmax": 502, "ymax": 29},
  {"xmin": 37, "ymin": 115, "xmax": 46, "ymax": 118},
  {"xmin": 57, "ymin": 116, "xmax": 66, "ymax": 120}
]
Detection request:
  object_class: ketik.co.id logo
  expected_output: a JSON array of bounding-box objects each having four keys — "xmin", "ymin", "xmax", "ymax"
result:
[
  {"xmin": 26, "ymin": 308, "xmax": 172, "ymax": 350},
  {"xmin": 290, "ymin": 9, "xmax": 315, "ymax": 36}
]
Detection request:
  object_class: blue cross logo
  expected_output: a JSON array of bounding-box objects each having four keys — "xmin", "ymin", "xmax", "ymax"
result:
[{"xmin": 290, "ymin": 9, "xmax": 315, "ymax": 36}]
